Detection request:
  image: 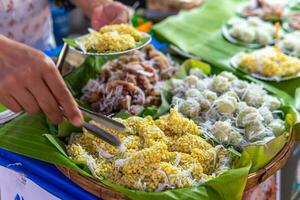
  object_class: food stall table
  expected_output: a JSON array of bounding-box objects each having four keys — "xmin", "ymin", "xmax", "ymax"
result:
[{"xmin": 0, "ymin": 148, "xmax": 98, "ymax": 199}]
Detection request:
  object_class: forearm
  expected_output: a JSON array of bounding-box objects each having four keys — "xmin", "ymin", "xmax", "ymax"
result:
[{"xmin": 70, "ymin": 0, "xmax": 112, "ymax": 17}]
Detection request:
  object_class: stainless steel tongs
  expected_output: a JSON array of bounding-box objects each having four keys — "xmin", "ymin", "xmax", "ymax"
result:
[{"xmin": 57, "ymin": 43, "xmax": 126, "ymax": 146}]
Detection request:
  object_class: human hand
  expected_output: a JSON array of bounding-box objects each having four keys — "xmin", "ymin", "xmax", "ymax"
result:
[
  {"xmin": 91, "ymin": 2, "xmax": 130, "ymax": 30},
  {"xmin": 0, "ymin": 35, "xmax": 83, "ymax": 126}
]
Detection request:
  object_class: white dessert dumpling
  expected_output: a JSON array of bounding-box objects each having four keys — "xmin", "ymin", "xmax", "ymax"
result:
[
  {"xmin": 172, "ymin": 96, "xmax": 185, "ymax": 107},
  {"xmin": 237, "ymin": 102, "xmax": 248, "ymax": 113},
  {"xmin": 230, "ymin": 131, "xmax": 246, "ymax": 147},
  {"xmin": 263, "ymin": 95, "xmax": 281, "ymax": 111},
  {"xmin": 202, "ymin": 89, "xmax": 218, "ymax": 102},
  {"xmin": 257, "ymin": 29, "xmax": 272, "ymax": 45},
  {"xmin": 178, "ymin": 99, "xmax": 201, "ymax": 118},
  {"xmin": 227, "ymin": 17, "xmax": 274, "ymax": 45},
  {"xmin": 212, "ymin": 75, "xmax": 230, "ymax": 93},
  {"xmin": 210, "ymin": 121, "xmax": 232, "ymax": 144},
  {"xmin": 219, "ymin": 71, "xmax": 237, "ymax": 82},
  {"xmin": 196, "ymin": 80, "xmax": 208, "ymax": 91},
  {"xmin": 258, "ymin": 106, "xmax": 274, "ymax": 124},
  {"xmin": 247, "ymin": 17, "xmax": 262, "ymax": 26},
  {"xmin": 231, "ymin": 79, "xmax": 248, "ymax": 97},
  {"xmin": 243, "ymin": 86, "xmax": 266, "ymax": 107},
  {"xmin": 280, "ymin": 31, "xmax": 300, "ymax": 57},
  {"xmin": 236, "ymin": 107, "xmax": 263, "ymax": 127},
  {"xmin": 199, "ymin": 90, "xmax": 217, "ymax": 110},
  {"xmin": 216, "ymin": 94, "xmax": 238, "ymax": 114},
  {"xmin": 223, "ymin": 91, "xmax": 239, "ymax": 100},
  {"xmin": 269, "ymin": 119, "xmax": 286, "ymax": 136},
  {"xmin": 239, "ymin": 27, "xmax": 256, "ymax": 43},
  {"xmin": 189, "ymin": 68, "xmax": 206, "ymax": 79},
  {"xmin": 282, "ymin": 37, "xmax": 294, "ymax": 50},
  {"xmin": 185, "ymin": 88, "xmax": 202, "ymax": 99},
  {"xmin": 184, "ymin": 75, "xmax": 199, "ymax": 87},
  {"xmin": 245, "ymin": 121, "xmax": 267, "ymax": 142}
]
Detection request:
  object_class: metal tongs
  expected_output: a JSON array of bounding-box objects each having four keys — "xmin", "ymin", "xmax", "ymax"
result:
[{"xmin": 57, "ymin": 43, "xmax": 126, "ymax": 147}]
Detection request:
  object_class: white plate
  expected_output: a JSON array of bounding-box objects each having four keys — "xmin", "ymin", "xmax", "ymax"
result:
[
  {"xmin": 69, "ymin": 32, "xmax": 152, "ymax": 57},
  {"xmin": 222, "ymin": 24, "xmax": 274, "ymax": 49}
]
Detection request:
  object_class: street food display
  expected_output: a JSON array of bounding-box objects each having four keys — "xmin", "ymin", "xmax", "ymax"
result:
[{"xmin": 1, "ymin": 1, "xmax": 299, "ymax": 200}]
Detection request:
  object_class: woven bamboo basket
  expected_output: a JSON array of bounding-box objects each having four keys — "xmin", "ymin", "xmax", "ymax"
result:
[{"xmin": 57, "ymin": 128, "xmax": 295, "ymax": 199}]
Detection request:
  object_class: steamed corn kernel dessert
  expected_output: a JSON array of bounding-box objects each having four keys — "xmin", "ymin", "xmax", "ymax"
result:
[
  {"xmin": 170, "ymin": 134, "xmax": 212, "ymax": 153},
  {"xmin": 95, "ymin": 32, "xmax": 135, "ymax": 53},
  {"xmin": 67, "ymin": 109, "xmax": 232, "ymax": 192},
  {"xmin": 78, "ymin": 24, "xmax": 142, "ymax": 53},
  {"xmin": 237, "ymin": 47, "xmax": 300, "ymax": 78},
  {"xmin": 155, "ymin": 109, "xmax": 200, "ymax": 137},
  {"xmin": 99, "ymin": 24, "xmax": 142, "ymax": 41}
]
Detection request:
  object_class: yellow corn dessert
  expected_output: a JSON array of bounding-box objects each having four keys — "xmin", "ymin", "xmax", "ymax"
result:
[
  {"xmin": 237, "ymin": 47, "xmax": 300, "ymax": 78},
  {"xmin": 67, "ymin": 109, "xmax": 232, "ymax": 192},
  {"xmin": 78, "ymin": 24, "xmax": 142, "ymax": 53}
]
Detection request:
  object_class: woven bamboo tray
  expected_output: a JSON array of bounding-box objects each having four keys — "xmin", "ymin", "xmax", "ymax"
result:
[{"xmin": 57, "ymin": 129, "xmax": 295, "ymax": 200}]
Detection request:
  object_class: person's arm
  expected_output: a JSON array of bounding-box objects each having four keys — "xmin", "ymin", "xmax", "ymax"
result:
[
  {"xmin": 70, "ymin": 0, "xmax": 130, "ymax": 30},
  {"xmin": 0, "ymin": 35, "xmax": 83, "ymax": 126}
]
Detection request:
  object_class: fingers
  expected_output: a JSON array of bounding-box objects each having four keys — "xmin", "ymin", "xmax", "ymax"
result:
[
  {"xmin": 110, "ymin": 4, "xmax": 130, "ymax": 25},
  {"xmin": 91, "ymin": 2, "xmax": 130, "ymax": 30},
  {"xmin": 11, "ymin": 88, "xmax": 41, "ymax": 115},
  {"xmin": 42, "ymin": 65, "xmax": 83, "ymax": 127},
  {"xmin": 26, "ymin": 78, "xmax": 63, "ymax": 124},
  {"xmin": 91, "ymin": 5, "xmax": 106, "ymax": 30},
  {"xmin": 110, "ymin": 12, "xmax": 129, "ymax": 25},
  {"xmin": 0, "ymin": 95, "xmax": 22, "ymax": 113},
  {"xmin": 0, "ymin": 37, "xmax": 81, "ymax": 126}
]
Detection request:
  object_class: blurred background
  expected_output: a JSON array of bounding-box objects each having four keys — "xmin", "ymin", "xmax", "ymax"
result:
[{"xmin": 49, "ymin": 1, "xmax": 300, "ymax": 199}]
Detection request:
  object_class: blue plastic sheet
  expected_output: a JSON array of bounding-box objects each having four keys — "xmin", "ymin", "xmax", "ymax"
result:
[{"xmin": 0, "ymin": 148, "xmax": 98, "ymax": 200}]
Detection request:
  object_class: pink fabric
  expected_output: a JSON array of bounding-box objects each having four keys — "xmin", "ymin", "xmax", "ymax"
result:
[{"xmin": 0, "ymin": 0, "xmax": 55, "ymax": 50}]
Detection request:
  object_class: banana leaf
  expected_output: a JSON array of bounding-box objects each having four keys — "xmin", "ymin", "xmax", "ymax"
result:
[
  {"xmin": 0, "ymin": 104, "xmax": 6, "ymax": 112},
  {"xmin": 152, "ymin": 0, "xmax": 300, "ymax": 100}
]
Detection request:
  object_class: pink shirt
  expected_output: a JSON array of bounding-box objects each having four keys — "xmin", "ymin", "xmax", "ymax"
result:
[{"xmin": 0, "ymin": 0, "xmax": 56, "ymax": 50}]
